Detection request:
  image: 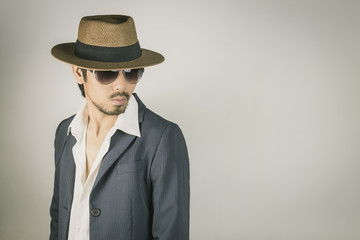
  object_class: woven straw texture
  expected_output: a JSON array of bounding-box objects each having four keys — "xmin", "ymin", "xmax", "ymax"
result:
[{"xmin": 78, "ymin": 15, "xmax": 138, "ymax": 47}]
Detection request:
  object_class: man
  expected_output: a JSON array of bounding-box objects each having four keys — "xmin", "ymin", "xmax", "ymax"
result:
[{"xmin": 49, "ymin": 15, "xmax": 190, "ymax": 240}]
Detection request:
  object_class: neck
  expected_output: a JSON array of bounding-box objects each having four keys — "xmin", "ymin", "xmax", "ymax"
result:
[{"xmin": 86, "ymin": 101, "xmax": 118, "ymax": 137}]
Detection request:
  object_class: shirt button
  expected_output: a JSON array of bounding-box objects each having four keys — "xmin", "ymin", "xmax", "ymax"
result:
[{"xmin": 90, "ymin": 208, "xmax": 101, "ymax": 217}]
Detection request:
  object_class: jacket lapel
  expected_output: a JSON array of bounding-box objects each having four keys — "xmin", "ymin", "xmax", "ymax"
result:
[
  {"xmin": 91, "ymin": 93, "xmax": 146, "ymax": 192},
  {"xmin": 61, "ymin": 134, "xmax": 76, "ymax": 202}
]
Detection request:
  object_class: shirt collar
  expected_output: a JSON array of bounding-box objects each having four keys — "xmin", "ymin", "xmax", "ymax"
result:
[{"xmin": 67, "ymin": 94, "xmax": 141, "ymax": 139}]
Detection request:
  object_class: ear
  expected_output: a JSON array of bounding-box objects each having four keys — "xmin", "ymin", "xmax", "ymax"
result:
[{"xmin": 71, "ymin": 65, "xmax": 85, "ymax": 84}]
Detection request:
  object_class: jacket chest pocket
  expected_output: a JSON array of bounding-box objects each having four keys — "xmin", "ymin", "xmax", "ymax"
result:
[{"xmin": 117, "ymin": 159, "xmax": 147, "ymax": 175}]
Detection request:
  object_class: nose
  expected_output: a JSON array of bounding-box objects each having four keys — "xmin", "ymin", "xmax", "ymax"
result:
[{"xmin": 112, "ymin": 70, "xmax": 127, "ymax": 91}]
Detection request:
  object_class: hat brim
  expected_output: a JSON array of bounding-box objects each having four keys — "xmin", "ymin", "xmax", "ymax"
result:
[{"xmin": 51, "ymin": 43, "xmax": 165, "ymax": 70}]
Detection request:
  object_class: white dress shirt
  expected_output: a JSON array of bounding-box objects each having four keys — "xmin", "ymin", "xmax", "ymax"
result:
[{"xmin": 67, "ymin": 95, "xmax": 141, "ymax": 240}]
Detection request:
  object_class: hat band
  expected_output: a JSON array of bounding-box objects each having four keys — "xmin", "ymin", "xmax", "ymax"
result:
[{"xmin": 74, "ymin": 40, "xmax": 142, "ymax": 63}]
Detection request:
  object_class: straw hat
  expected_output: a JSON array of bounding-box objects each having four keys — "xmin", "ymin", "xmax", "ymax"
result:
[{"xmin": 51, "ymin": 15, "xmax": 164, "ymax": 70}]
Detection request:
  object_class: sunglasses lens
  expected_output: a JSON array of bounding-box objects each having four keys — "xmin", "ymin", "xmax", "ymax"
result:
[
  {"xmin": 91, "ymin": 68, "xmax": 144, "ymax": 85},
  {"xmin": 123, "ymin": 68, "xmax": 144, "ymax": 84},
  {"xmin": 95, "ymin": 71, "xmax": 119, "ymax": 84}
]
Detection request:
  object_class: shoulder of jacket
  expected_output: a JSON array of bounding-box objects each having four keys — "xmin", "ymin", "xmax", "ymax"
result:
[
  {"xmin": 56, "ymin": 114, "xmax": 76, "ymax": 134},
  {"xmin": 143, "ymin": 108, "xmax": 179, "ymax": 130}
]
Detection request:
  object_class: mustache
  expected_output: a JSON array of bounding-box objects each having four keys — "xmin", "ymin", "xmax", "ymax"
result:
[{"xmin": 110, "ymin": 91, "xmax": 130, "ymax": 99}]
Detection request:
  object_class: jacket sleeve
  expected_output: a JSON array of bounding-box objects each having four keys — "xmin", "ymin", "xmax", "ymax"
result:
[
  {"xmin": 150, "ymin": 123, "xmax": 190, "ymax": 240},
  {"xmin": 49, "ymin": 122, "xmax": 62, "ymax": 240}
]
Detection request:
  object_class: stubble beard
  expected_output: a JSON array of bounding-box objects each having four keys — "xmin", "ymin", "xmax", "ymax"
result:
[{"xmin": 90, "ymin": 91, "xmax": 130, "ymax": 116}]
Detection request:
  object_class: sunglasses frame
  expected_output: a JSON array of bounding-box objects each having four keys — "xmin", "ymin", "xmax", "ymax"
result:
[{"xmin": 88, "ymin": 68, "xmax": 144, "ymax": 85}]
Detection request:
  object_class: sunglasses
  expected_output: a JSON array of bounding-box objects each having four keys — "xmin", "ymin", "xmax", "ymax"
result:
[{"xmin": 88, "ymin": 68, "xmax": 144, "ymax": 85}]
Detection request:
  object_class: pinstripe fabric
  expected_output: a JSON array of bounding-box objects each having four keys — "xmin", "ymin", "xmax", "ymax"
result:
[{"xmin": 49, "ymin": 93, "xmax": 190, "ymax": 240}]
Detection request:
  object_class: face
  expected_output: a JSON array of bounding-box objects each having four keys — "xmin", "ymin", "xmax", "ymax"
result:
[{"xmin": 72, "ymin": 66, "xmax": 137, "ymax": 116}]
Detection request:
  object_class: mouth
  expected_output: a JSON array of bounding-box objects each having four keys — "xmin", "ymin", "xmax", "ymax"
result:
[{"xmin": 111, "ymin": 97, "xmax": 127, "ymax": 105}]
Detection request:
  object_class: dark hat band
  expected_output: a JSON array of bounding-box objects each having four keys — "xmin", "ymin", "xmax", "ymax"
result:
[{"xmin": 74, "ymin": 40, "xmax": 142, "ymax": 63}]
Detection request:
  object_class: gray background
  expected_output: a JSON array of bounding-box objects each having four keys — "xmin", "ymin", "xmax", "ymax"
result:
[{"xmin": 1, "ymin": 0, "xmax": 359, "ymax": 239}]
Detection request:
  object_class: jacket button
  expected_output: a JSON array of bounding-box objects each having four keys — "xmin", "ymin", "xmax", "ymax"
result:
[{"xmin": 90, "ymin": 208, "xmax": 101, "ymax": 217}]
